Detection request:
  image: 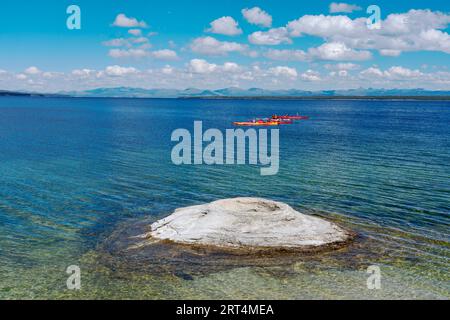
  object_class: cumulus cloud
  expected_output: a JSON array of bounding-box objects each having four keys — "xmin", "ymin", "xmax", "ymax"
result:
[
  {"xmin": 265, "ymin": 43, "xmax": 370, "ymax": 62},
  {"xmin": 72, "ymin": 69, "xmax": 96, "ymax": 77},
  {"xmin": 151, "ymin": 49, "xmax": 178, "ymax": 60},
  {"xmin": 102, "ymin": 38, "xmax": 130, "ymax": 47},
  {"xmin": 329, "ymin": 3, "xmax": 362, "ymax": 13},
  {"xmin": 328, "ymin": 69, "xmax": 350, "ymax": 77},
  {"xmin": 243, "ymin": 50, "xmax": 259, "ymax": 58},
  {"xmin": 359, "ymin": 66, "xmax": 424, "ymax": 80},
  {"xmin": 42, "ymin": 72, "xmax": 63, "ymax": 79},
  {"xmin": 287, "ymin": 14, "xmax": 360, "ymax": 38},
  {"xmin": 324, "ymin": 63, "xmax": 360, "ymax": 70},
  {"xmin": 190, "ymin": 36, "xmax": 247, "ymax": 55},
  {"xmin": 379, "ymin": 49, "xmax": 402, "ymax": 57},
  {"xmin": 24, "ymin": 66, "xmax": 41, "ymax": 75},
  {"xmin": 131, "ymin": 37, "xmax": 149, "ymax": 44},
  {"xmin": 222, "ymin": 62, "xmax": 240, "ymax": 72},
  {"xmin": 287, "ymin": 10, "xmax": 450, "ymax": 55},
  {"xmin": 308, "ymin": 42, "xmax": 371, "ymax": 61},
  {"xmin": 385, "ymin": 66, "xmax": 424, "ymax": 79},
  {"xmin": 3, "ymin": 63, "xmax": 450, "ymax": 92},
  {"xmin": 248, "ymin": 27, "xmax": 292, "ymax": 45},
  {"xmin": 301, "ymin": 70, "xmax": 321, "ymax": 81},
  {"xmin": 109, "ymin": 48, "xmax": 150, "ymax": 58},
  {"xmin": 128, "ymin": 29, "xmax": 142, "ymax": 36},
  {"xmin": 382, "ymin": 10, "xmax": 450, "ymax": 35},
  {"xmin": 102, "ymin": 36, "xmax": 149, "ymax": 48},
  {"xmin": 207, "ymin": 16, "xmax": 242, "ymax": 36},
  {"xmin": 269, "ymin": 66, "xmax": 298, "ymax": 79},
  {"xmin": 161, "ymin": 65, "xmax": 174, "ymax": 75},
  {"xmin": 360, "ymin": 67, "xmax": 384, "ymax": 78},
  {"xmin": 242, "ymin": 7, "xmax": 272, "ymax": 27},
  {"xmin": 112, "ymin": 14, "xmax": 148, "ymax": 28},
  {"xmin": 104, "ymin": 65, "xmax": 138, "ymax": 76},
  {"xmin": 188, "ymin": 59, "xmax": 242, "ymax": 74},
  {"xmin": 264, "ymin": 49, "xmax": 308, "ymax": 61},
  {"xmin": 189, "ymin": 59, "xmax": 217, "ymax": 74},
  {"xmin": 264, "ymin": 43, "xmax": 370, "ymax": 62}
]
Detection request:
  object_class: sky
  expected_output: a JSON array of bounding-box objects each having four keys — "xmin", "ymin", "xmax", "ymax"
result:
[{"xmin": 0, "ymin": 0, "xmax": 449, "ymax": 92}]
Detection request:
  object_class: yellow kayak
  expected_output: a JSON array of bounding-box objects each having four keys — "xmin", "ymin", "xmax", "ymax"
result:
[{"xmin": 233, "ymin": 121, "xmax": 279, "ymax": 126}]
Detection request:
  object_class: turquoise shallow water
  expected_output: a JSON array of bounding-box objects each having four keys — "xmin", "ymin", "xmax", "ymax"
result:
[{"xmin": 0, "ymin": 96, "xmax": 448, "ymax": 299}]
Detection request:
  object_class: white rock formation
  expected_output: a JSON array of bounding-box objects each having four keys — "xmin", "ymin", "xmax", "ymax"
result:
[{"xmin": 144, "ymin": 197, "xmax": 353, "ymax": 251}]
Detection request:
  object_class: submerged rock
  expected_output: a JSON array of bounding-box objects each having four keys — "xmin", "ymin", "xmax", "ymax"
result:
[{"xmin": 141, "ymin": 197, "xmax": 354, "ymax": 253}]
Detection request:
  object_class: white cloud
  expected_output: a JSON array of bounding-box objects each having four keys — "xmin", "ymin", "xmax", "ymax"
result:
[
  {"xmin": 190, "ymin": 36, "xmax": 247, "ymax": 55},
  {"xmin": 287, "ymin": 14, "xmax": 360, "ymax": 38},
  {"xmin": 222, "ymin": 62, "xmax": 240, "ymax": 72},
  {"xmin": 42, "ymin": 72, "xmax": 62, "ymax": 79},
  {"xmin": 151, "ymin": 49, "xmax": 178, "ymax": 60},
  {"xmin": 104, "ymin": 65, "xmax": 138, "ymax": 76},
  {"xmin": 385, "ymin": 66, "xmax": 423, "ymax": 79},
  {"xmin": 264, "ymin": 49, "xmax": 307, "ymax": 61},
  {"xmin": 188, "ymin": 59, "xmax": 242, "ymax": 74},
  {"xmin": 130, "ymin": 37, "xmax": 149, "ymax": 44},
  {"xmin": 329, "ymin": 70, "xmax": 347, "ymax": 77},
  {"xmin": 128, "ymin": 29, "xmax": 142, "ymax": 36},
  {"xmin": 414, "ymin": 29, "xmax": 450, "ymax": 53},
  {"xmin": 308, "ymin": 42, "xmax": 371, "ymax": 61},
  {"xmin": 301, "ymin": 69, "xmax": 321, "ymax": 81},
  {"xmin": 248, "ymin": 27, "xmax": 292, "ymax": 45},
  {"xmin": 242, "ymin": 7, "xmax": 272, "ymax": 27},
  {"xmin": 360, "ymin": 67, "xmax": 384, "ymax": 78},
  {"xmin": 161, "ymin": 65, "xmax": 174, "ymax": 75},
  {"xmin": 4, "ymin": 64, "xmax": 450, "ymax": 92},
  {"xmin": 24, "ymin": 66, "xmax": 41, "ymax": 75},
  {"xmin": 138, "ymin": 43, "xmax": 152, "ymax": 50},
  {"xmin": 243, "ymin": 50, "xmax": 259, "ymax": 58},
  {"xmin": 102, "ymin": 38, "xmax": 130, "ymax": 47},
  {"xmin": 112, "ymin": 14, "xmax": 148, "ymax": 28},
  {"xmin": 189, "ymin": 59, "xmax": 217, "ymax": 74},
  {"xmin": 72, "ymin": 69, "xmax": 95, "ymax": 77},
  {"xmin": 207, "ymin": 16, "xmax": 242, "ymax": 36},
  {"xmin": 379, "ymin": 49, "xmax": 402, "ymax": 57},
  {"xmin": 264, "ymin": 44, "xmax": 369, "ymax": 62},
  {"xmin": 324, "ymin": 63, "xmax": 360, "ymax": 70},
  {"xmin": 382, "ymin": 10, "xmax": 450, "ymax": 35},
  {"xmin": 269, "ymin": 66, "xmax": 298, "ymax": 79},
  {"xmin": 102, "ymin": 36, "xmax": 149, "ymax": 48},
  {"xmin": 108, "ymin": 48, "xmax": 150, "ymax": 58},
  {"xmin": 359, "ymin": 66, "xmax": 423, "ymax": 80},
  {"xmin": 287, "ymin": 10, "xmax": 450, "ymax": 55},
  {"xmin": 329, "ymin": 3, "xmax": 362, "ymax": 13}
]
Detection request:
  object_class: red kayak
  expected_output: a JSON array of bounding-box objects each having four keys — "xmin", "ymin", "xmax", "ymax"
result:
[{"xmin": 272, "ymin": 115, "xmax": 309, "ymax": 120}]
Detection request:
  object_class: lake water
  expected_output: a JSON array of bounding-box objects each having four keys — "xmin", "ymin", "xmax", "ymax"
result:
[{"xmin": 0, "ymin": 96, "xmax": 448, "ymax": 299}]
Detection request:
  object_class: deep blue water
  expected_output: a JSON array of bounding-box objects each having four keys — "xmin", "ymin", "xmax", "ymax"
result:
[{"xmin": 0, "ymin": 96, "xmax": 449, "ymax": 298}]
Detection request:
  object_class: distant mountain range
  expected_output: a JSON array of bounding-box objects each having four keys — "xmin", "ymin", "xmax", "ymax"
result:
[
  {"xmin": 63, "ymin": 87, "xmax": 450, "ymax": 98},
  {"xmin": 2, "ymin": 87, "xmax": 450, "ymax": 99}
]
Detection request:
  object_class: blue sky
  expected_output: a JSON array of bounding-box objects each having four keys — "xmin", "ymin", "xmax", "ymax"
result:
[{"xmin": 0, "ymin": 0, "xmax": 449, "ymax": 91}]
